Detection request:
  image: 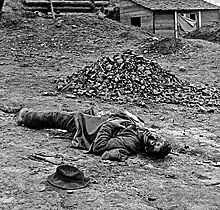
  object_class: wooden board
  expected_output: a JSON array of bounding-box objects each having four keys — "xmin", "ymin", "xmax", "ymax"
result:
[
  {"xmin": 24, "ymin": 1, "xmax": 93, "ymax": 7},
  {"xmin": 23, "ymin": 0, "xmax": 109, "ymax": 9},
  {"xmin": 155, "ymin": 11, "xmax": 174, "ymax": 30},
  {"xmin": 24, "ymin": 6, "xmax": 93, "ymax": 12},
  {"xmin": 201, "ymin": 10, "xmax": 220, "ymax": 26},
  {"xmin": 120, "ymin": 0, "xmax": 153, "ymax": 27},
  {"xmin": 25, "ymin": 0, "xmax": 97, "ymax": 2}
]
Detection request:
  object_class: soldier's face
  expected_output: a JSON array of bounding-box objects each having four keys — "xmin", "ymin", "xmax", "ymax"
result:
[
  {"xmin": 146, "ymin": 138, "xmax": 165, "ymax": 152},
  {"xmin": 143, "ymin": 132, "xmax": 171, "ymax": 158}
]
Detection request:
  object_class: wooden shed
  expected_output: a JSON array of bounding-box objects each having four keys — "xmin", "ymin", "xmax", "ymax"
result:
[{"xmin": 120, "ymin": 0, "xmax": 220, "ymax": 37}]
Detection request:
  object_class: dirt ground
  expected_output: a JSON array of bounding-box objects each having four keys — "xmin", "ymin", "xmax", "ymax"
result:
[{"xmin": 0, "ymin": 13, "xmax": 220, "ymax": 210}]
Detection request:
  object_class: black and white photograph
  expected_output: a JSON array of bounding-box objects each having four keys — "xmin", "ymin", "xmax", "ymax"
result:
[{"xmin": 0, "ymin": 0, "xmax": 220, "ymax": 209}]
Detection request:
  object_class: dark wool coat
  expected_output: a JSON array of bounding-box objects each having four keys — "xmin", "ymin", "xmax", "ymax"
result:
[{"xmin": 72, "ymin": 112, "xmax": 145, "ymax": 160}]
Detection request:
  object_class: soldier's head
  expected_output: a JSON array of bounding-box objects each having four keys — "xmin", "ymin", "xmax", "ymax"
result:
[
  {"xmin": 17, "ymin": 108, "xmax": 30, "ymax": 126},
  {"xmin": 138, "ymin": 129, "xmax": 172, "ymax": 158}
]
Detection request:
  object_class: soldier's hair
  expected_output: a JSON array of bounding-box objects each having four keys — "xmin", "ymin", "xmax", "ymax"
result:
[{"xmin": 147, "ymin": 142, "xmax": 172, "ymax": 158}]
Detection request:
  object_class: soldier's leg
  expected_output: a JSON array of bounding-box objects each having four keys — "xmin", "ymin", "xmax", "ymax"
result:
[{"xmin": 17, "ymin": 109, "xmax": 76, "ymax": 133}]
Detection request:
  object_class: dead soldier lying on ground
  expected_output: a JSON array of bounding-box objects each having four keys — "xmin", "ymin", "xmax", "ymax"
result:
[{"xmin": 17, "ymin": 107, "xmax": 172, "ymax": 161}]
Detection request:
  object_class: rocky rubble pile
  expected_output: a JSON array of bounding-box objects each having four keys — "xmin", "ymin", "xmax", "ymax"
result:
[
  {"xmin": 184, "ymin": 24, "xmax": 220, "ymax": 44},
  {"xmin": 143, "ymin": 37, "xmax": 184, "ymax": 55},
  {"xmin": 57, "ymin": 50, "xmax": 220, "ymax": 107}
]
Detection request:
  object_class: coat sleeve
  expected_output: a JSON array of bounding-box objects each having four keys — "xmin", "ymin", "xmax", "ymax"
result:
[
  {"xmin": 91, "ymin": 121, "xmax": 120, "ymax": 155},
  {"xmin": 91, "ymin": 122, "xmax": 141, "ymax": 156}
]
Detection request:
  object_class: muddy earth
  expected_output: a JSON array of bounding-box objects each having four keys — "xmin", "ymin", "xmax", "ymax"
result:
[{"xmin": 0, "ymin": 13, "xmax": 220, "ymax": 210}]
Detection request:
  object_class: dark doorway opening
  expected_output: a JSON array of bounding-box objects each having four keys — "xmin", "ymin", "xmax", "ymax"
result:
[
  {"xmin": 0, "ymin": 0, "xmax": 5, "ymax": 12},
  {"xmin": 131, "ymin": 17, "xmax": 141, "ymax": 27},
  {"xmin": 190, "ymin": 13, "xmax": 196, "ymax": 20}
]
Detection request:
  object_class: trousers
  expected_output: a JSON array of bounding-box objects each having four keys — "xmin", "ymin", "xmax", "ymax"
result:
[{"xmin": 22, "ymin": 111, "xmax": 76, "ymax": 133}]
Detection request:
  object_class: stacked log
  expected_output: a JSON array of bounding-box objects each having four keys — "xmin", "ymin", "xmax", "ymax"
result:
[
  {"xmin": 57, "ymin": 50, "xmax": 220, "ymax": 107},
  {"xmin": 23, "ymin": 0, "xmax": 109, "ymax": 13},
  {"xmin": 23, "ymin": 6, "xmax": 93, "ymax": 13}
]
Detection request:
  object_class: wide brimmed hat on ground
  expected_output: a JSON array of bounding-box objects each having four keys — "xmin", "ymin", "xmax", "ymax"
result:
[{"xmin": 47, "ymin": 164, "xmax": 90, "ymax": 190}]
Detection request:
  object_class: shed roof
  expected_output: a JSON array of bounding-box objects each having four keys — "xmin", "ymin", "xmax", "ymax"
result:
[{"xmin": 131, "ymin": 0, "xmax": 220, "ymax": 10}]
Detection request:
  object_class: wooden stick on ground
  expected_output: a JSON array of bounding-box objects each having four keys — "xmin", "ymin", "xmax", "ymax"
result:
[
  {"xmin": 170, "ymin": 152, "xmax": 180, "ymax": 156},
  {"xmin": 49, "ymin": 0, "xmax": 55, "ymax": 19}
]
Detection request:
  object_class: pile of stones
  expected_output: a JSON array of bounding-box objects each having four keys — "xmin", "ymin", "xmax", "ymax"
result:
[
  {"xmin": 184, "ymin": 24, "xmax": 220, "ymax": 44},
  {"xmin": 143, "ymin": 37, "xmax": 184, "ymax": 55},
  {"xmin": 57, "ymin": 50, "xmax": 219, "ymax": 107}
]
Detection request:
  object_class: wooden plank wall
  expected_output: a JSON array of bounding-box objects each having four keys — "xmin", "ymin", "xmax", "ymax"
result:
[
  {"xmin": 201, "ymin": 10, "xmax": 220, "ymax": 26},
  {"xmin": 120, "ymin": 0, "xmax": 153, "ymax": 30},
  {"xmin": 154, "ymin": 11, "xmax": 174, "ymax": 36}
]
